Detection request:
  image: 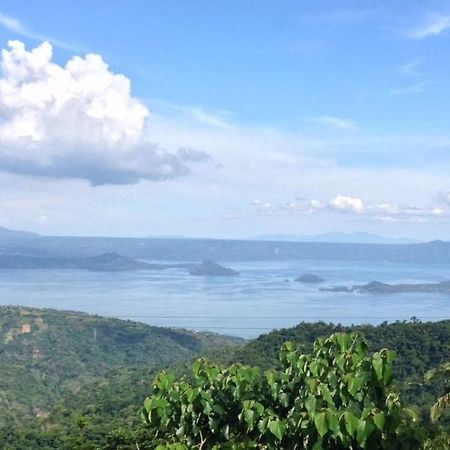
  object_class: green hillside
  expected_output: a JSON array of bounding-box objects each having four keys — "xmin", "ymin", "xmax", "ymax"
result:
[
  {"xmin": 104, "ymin": 319, "xmax": 450, "ymax": 449},
  {"xmin": 210, "ymin": 319, "xmax": 450, "ymax": 426},
  {"xmin": 1, "ymin": 308, "xmax": 449, "ymax": 449},
  {"xmin": 219, "ymin": 319, "xmax": 450, "ymax": 376},
  {"xmin": 0, "ymin": 306, "xmax": 241, "ymax": 448}
]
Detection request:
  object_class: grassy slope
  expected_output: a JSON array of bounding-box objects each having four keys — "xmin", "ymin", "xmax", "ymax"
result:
[{"xmin": 0, "ymin": 306, "xmax": 241, "ymax": 428}]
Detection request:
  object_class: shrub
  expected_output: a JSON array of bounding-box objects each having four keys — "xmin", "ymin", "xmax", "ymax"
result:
[{"xmin": 142, "ymin": 332, "xmax": 422, "ymax": 449}]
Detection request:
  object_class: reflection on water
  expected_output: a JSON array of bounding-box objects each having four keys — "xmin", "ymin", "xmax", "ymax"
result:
[{"xmin": 0, "ymin": 260, "xmax": 449, "ymax": 338}]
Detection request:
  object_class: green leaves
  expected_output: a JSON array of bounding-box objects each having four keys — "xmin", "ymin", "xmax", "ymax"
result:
[
  {"xmin": 372, "ymin": 349, "xmax": 396, "ymax": 385},
  {"xmin": 141, "ymin": 332, "xmax": 422, "ymax": 449},
  {"xmin": 343, "ymin": 411, "xmax": 359, "ymax": 437},
  {"xmin": 326, "ymin": 410, "xmax": 340, "ymax": 435},
  {"xmin": 336, "ymin": 333, "xmax": 352, "ymax": 352},
  {"xmin": 305, "ymin": 394, "xmax": 317, "ymax": 414},
  {"xmin": 268, "ymin": 419, "xmax": 286, "ymax": 441},
  {"xmin": 372, "ymin": 354, "xmax": 384, "ymax": 381},
  {"xmin": 373, "ymin": 412, "xmax": 385, "ymax": 431},
  {"xmin": 314, "ymin": 412, "xmax": 328, "ymax": 438},
  {"xmin": 348, "ymin": 374, "xmax": 366, "ymax": 398},
  {"xmin": 242, "ymin": 408, "xmax": 256, "ymax": 429},
  {"xmin": 240, "ymin": 400, "xmax": 264, "ymax": 430},
  {"xmin": 154, "ymin": 371, "xmax": 176, "ymax": 391},
  {"xmin": 318, "ymin": 383, "xmax": 334, "ymax": 407}
]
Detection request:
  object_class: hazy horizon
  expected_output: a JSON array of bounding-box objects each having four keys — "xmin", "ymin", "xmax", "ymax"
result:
[{"xmin": 0, "ymin": 224, "xmax": 430, "ymax": 243}]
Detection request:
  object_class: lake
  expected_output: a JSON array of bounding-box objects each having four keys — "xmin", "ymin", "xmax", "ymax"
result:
[{"xmin": 0, "ymin": 259, "xmax": 449, "ymax": 338}]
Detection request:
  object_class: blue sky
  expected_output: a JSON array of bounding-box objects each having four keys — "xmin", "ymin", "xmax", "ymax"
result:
[{"xmin": 0, "ymin": 1, "xmax": 450, "ymax": 239}]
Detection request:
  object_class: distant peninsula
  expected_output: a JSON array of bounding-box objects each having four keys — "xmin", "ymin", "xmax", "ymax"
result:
[
  {"xmin": 0, "ymin": 252, "xmax": 176, "ymax": 272},
  {"xmin": 320, "ymin": 280, "xmax": 450, "ymax": 294},
  {"xmin": 82, "ymin": 252, "xmax": 168, "ymax": 271},
  {"xmin": 0, "ymin": 251, "xmax": 241, "ymax": 275}
]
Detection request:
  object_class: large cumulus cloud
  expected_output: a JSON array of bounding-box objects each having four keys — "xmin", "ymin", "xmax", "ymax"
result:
[{"xmin": 0, "ymin": 40, "xmax": 208, "ymax": 185}]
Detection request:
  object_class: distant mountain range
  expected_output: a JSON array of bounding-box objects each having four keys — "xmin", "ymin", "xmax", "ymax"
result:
[
  {"xmin": 0, "ymin": 227, "xmax": 420, "ymax": 245},
  {"xmin": 0, "ymin": 226, "xmax": 39, "ymax": 240},
  {"xmin": 251, "ymin": 232, "xmax": 419, "ymax": 244},
  {"xmin": 0, "ymin": 226, "xmax": 449, "ymax": 264}
]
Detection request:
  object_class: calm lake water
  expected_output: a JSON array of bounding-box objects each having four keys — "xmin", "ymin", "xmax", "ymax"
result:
[{"xmin": 0, "ymin": 260, "xmax": 449, "ymax": 338}]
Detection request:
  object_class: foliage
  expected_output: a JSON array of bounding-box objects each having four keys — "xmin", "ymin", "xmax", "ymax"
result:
[
  {"xmin": 218, "ymin": 320, "xmax": 450, "ymax": 378},
  {"xmin": 1, "ymin": 306, "xmax": 448, "ymax": 448},
  {"xmin": 0, "ymin": 306, "xmax": 241, "ymax": 449},
  {"xmin": 422, "ymin": 429, "xmax": 450, "ymax": 450},
  {"xmin": 213, "ymin": 319, "xmax": 450, "ymax": 422},
  {"xmin": 142, "ymin": 333, "xmax": 422, "ymax": 449},
  {"xmin": 426, "ymin": 362, "xmax": 450, "ymax": 422}
]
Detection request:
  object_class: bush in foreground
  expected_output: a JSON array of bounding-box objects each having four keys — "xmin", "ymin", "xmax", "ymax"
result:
[{"xmin": 142, "ymin": 332, "xmax": 422, "ymax": 449}]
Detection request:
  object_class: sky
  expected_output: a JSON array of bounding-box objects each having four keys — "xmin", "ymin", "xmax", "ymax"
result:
[{"xmin": 1, "ymin": 1, "xmax": 450, "ymax": 239}]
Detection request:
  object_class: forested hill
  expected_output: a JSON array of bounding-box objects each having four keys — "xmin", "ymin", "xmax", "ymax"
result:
[
  {"xmin": 1, "ymin": 309, "xmax": 449, "ymax": 448},
  {"xmin": 0, "ymin": 307, "xmax": 241, "ymax": 430},
  {"xmin": 208, "ymin": 319, "xmax": 450, "ymax": 436},
  {"xmin": 218, "ymin": 319, "xmax": 450, "ymax": 379}
]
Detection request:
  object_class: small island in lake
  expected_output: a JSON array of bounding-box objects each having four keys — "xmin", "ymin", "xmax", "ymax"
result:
[
  {"xmin": 320, "ymin": 280, "xmax": 450, "ymax": 294},
  {"xmin": 320, "ymin": 285, "xmax": 353, "ymax": 293},
  {"xmin": 295, "ymin": 274, "xmax": 324, "ymax": 283},
  {"xmin": 189, "ymin": 260, "xmax": 239, "ymax": 276}
]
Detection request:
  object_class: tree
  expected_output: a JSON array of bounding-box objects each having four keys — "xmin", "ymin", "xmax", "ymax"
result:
[
  {"xmin": 142, "ymin": 332, "xmax": 422, "ymax": 449},
  {"xmin": 426, "ymin": 362, "xmax": 450, "ymax": 422}
]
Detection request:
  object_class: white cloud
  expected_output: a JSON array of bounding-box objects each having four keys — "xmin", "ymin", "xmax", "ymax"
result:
[
  {"xmin": 0, "ymin": 12, "xmax": 77, "ymax": 51},
  {"xmin": 251, "ymin": 194, "xmax": 450, "ymax": 224},
  {"xmin": 309, "ymin": 115, "xmax": 358, "ymax": 131},
  {"xmin": 149, "ymin": 99, "xmax": 233, "ymax": 129},
  {"xmin": 390, "ymin": 82, "xmax": 427, "ymax": 96},
  {"xmin": 330, "ymin": 195, "xmax": 365, "ymax": 213},
  {"xmin": 439, "ymin": 192, "xmax": 450, "ymax": 205},
  {"xmin": 397, "ymin": 59, "xmax": 422, "ymax": 76},
  {"xmin": 0, "ymin": 12, "xmax": 22, "ymax": 33},
  {"xmin": 409, "ymin": 14, "xmax": 450, "ymax": 39},
  {"xmin": 368, "ymin": 204, "xmax": 447, "ymax": 223},
  {"xmin": 0, "ymin": 40, "xmax": 209, "ymax": 185},
  {"xmin": 250, "ymin": 200, "xmax": 279, "ymax": 216},
  {"xmin": 250, "ymin": 198, "xmax": 327, "ymax": 216},
  {"xmin": 391, "ymin": 59, "xmax": 427, "ymax": 97}
]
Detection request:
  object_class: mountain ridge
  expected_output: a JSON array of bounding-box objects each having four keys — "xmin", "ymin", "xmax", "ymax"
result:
[
  {"xmin": 0, "ymin": 227, "xmax": 449, "ymax": 264},
  {"xmin": 251, "ymin": 232, "xmax": 420, "ymax": 244}
]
